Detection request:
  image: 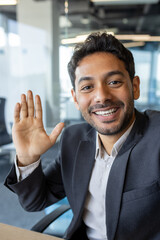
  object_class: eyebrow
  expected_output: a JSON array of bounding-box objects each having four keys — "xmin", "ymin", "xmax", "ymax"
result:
[
  {"xmin": 78, "ymin": 76, "xmax": 93, "ymax": 84},
  {"xmin": 77, "ymin": 70, "xmax": 125, "ymax": 85}
]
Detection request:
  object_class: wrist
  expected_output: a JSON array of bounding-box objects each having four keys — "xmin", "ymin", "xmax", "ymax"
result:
[{"xmin": 17, "ymin": 154, "xmax": 40, "ymax": 167}]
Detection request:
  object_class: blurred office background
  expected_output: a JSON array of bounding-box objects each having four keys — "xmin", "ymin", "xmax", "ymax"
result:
[{"xmin": 0, "ymin": 0, "xmax": 160, "ymax": 231}]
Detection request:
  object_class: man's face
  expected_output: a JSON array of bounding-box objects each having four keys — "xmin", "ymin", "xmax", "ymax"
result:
[{"xmin": 71, "ymin": 52, "xmax": 140, "ymax": 136}]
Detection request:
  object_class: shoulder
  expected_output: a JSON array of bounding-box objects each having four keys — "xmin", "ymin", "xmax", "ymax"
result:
[
  {"xmin": 136, "ymin": 109, "xmax": 160, "ymax": 134},
  {"xmin": 134, "ymin": 109, "xmax": 160, "ymax": 136},
  {"xmin": 144, "ymin": 109, "xmax": 160, "ymax": 125},
  {"xmin": 136, "ymin": 109, "xmax": 160, "ymax": 123}
]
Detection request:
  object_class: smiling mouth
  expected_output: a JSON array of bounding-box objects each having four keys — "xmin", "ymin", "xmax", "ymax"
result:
[{"xmin": 94, "ymin": 108, "xmax": 118, "ymax": 116}]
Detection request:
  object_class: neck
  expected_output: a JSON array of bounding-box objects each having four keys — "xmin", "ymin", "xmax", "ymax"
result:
[{"xmin": 99, "ymin": 133, "xmax": 121, "ymax": 156}]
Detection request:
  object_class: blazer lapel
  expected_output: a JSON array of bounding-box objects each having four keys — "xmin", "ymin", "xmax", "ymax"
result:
[
  {"xmin": 72, "ymin": 130, "xmax": 96, "ymax": 221},
  {"xmin": 106, "ymin": 148, "xmax": 133, "ymax": 240}
]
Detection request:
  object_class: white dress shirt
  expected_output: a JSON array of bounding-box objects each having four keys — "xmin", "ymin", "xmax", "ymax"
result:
[
  {"xmin": 15, "ymin": 157, "xmax": 40, "ymax": 182},
  {"xmin": 83, "ymin": 123, "xmax": 134, "ymax": 240},
  {"xmin": 15, "ymin": 123, "xmax": 134, "ymax": 240}
]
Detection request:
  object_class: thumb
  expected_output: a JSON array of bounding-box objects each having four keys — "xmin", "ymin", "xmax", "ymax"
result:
[{"xmin": 49, "ymin": 122, "xmax": 65, "ymax": 145}]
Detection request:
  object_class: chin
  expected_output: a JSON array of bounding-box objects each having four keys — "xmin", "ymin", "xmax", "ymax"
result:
[
  {"xmin": 94, "ymin": 121, "xmax": 128, "ymax": 136},
  {"xmin": 97, "ymin": 128, "xmax": 121, "ymax": 136}
]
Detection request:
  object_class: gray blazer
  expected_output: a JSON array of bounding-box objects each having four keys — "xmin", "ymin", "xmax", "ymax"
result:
[{"xmin": 5, "ymin": 109, "xmax": 160, "ymax": 240}]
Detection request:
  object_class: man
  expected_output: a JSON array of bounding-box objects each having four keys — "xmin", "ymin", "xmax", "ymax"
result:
[{"xmin": 5, "ymin": 32, "xmax": 160, "ymax": 240}]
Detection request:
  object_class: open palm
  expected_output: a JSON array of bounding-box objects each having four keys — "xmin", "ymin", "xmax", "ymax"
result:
[{"xmin": 12, "ymin": 90, "xmax": 64, "ymax": 166}]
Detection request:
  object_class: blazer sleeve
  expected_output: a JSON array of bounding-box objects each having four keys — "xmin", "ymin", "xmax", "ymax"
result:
[{"xmin": 4, "ymin": 157, "xmax": 66, "ymax": 212}]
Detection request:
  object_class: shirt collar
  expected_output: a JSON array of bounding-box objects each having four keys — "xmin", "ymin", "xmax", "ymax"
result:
[{"xmin": 95, "ymin": 120, "xmax": 135, "ymax": 159}]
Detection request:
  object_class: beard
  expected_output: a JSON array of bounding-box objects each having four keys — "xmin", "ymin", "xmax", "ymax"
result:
[{"xmin": 80, "ymin": 97, "xmax": 135, "ymax": 136}]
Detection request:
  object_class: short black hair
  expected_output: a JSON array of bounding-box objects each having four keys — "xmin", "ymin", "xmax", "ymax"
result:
[{"xmin": 67, "ymin": 32, "xmax": 135, "ymax": 89}]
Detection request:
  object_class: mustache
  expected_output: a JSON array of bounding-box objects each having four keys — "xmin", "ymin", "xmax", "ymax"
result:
[{"xmin": 88, "ymin": 100, "xmax": 124, "ymax": 114}]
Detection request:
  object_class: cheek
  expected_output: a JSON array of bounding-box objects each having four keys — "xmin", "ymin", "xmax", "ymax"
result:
[
  {"xmin": 120, "ymin": 85, "xmax": 134, "ymax": 101},
  {"xmin": 77, "ymin": 94, "xmax": 90, "ymax": 111}
]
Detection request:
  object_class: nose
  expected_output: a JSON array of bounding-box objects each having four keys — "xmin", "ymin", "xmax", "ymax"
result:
[{"xmin": 93, "ymin": 84, "xmax": 112, "ymax": 103}]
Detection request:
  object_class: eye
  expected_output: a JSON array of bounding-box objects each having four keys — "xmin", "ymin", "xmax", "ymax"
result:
[
  {"xmin": 80, "ymin": 85, "xmax": 93, "ymax": 92},
  {"xmin": 108, "ymin": 80, "xmax": 122, "ymax": 87}
]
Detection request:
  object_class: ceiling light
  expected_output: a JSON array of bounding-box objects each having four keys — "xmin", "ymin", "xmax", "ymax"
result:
[
  {"xmin": 61, "ymin": 34, "xmax": 160, "ymax": 45},
  {"xmin": 61, "ymin": 35, "xmax": 88, "ymax": 45},
  {"xmin": 91, "ymin": 0, "xmax": 159, "ymax": 5},
  {"xmin": 80, "ymin": 17, "xmax": 90, "ymax": 25},
  {"xmin": 60, "ymin": 16, "xmax": 72, "ymax": 28},
  {"xmin": 122, "ymin": 18, "xmax": 128, "ymax": 24},
  {"xmin": 61, "ymin": 32, "xmax": 114, "ymax": 45},
  {"xmin": 0, "ymin": 0, "xmax": 18, "ymax": 5},
  {"xmin": 116, "ymin": 34, "xmax": 150, "ymax": 41},
  {"xmin": 123, "ymin": 41, "xmax": 145, "ymax": 48},
  {"xmin": 115, "ymin": 34, "xmax": 160, "ymax": 42}
]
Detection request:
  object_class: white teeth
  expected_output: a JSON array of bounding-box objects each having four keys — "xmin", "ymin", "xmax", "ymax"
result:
[{"xmin": 95, "ymin": 108, "xmax": 117, "ymax": 116}]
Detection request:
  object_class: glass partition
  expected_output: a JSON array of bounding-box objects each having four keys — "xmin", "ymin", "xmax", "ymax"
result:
[{"xmin": 0, "ymin": 0, "xmax": 160, "ymax": 231}]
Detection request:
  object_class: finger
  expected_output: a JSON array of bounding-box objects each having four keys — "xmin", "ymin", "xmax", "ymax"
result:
[
  {"xmin": 14, "ymin": 103, "xmax": 21, "ymax": 123},
  {"xmin": 49, "ymin": 122, "xmax": 65, "ymax": 145},
  {"xmin": 27, "ymin": 90, "xmax": 34, "ymax": 117},
  {"xmin": 20, "ymin": 94, "xmax": 28, "ymax": 119},
  {"xmin": 35, "ymin": 95, "xmax": 42, "ymax": 119}
]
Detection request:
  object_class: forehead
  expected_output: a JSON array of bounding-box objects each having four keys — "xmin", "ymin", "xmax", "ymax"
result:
[{"xmin": 75, "ymin": 52, "xmax": 127, "ymax": 78}]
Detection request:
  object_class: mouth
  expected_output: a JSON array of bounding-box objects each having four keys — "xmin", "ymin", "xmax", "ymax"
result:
[
  {"xmin": 90, "ymin": 106, "xmax": 121, "ymax": 123},
  {"xmin": 94, "ymin": 108, "xmax": 118, "ymax": 117}
]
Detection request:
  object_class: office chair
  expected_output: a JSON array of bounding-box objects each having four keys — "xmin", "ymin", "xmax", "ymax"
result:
[
  {"xmin": 31, "ymin": 197, "xmax": 72, "ymax": 238},
  {"xmin": 0, "ymin": 97, "xmax": 13, "ymax": 161},
  {"xmin": 0, "ymin": 97, "xmax": 12, "ymax": 146}
]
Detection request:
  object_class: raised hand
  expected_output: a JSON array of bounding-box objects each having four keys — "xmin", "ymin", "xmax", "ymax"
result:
[{"xmin": 12, "ymin": 90, "xmax": 64, "ymax": 166}]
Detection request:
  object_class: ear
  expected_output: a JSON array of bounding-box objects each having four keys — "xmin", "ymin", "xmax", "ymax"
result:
[
  {"xmin": 71, "ymin": 88, "xmax": 80, "ymax": 110},
  {"xmin": 133, "ymin": 76, "xmax": 140, "ymax": 100}
]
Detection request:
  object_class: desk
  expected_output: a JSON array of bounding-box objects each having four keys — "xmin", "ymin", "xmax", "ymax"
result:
[{"xmin": 0, "ymin": 223, "xmax": 64, "ymax": 240}]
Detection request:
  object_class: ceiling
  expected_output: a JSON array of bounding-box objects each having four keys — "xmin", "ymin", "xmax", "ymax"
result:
[
  {"xmin": 0, "ymin": 0, "xmax": 160, "ymax": 42},
  {"xmin": 58, "ymin": 0, "xmax": 160, "ymax": 39}
]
